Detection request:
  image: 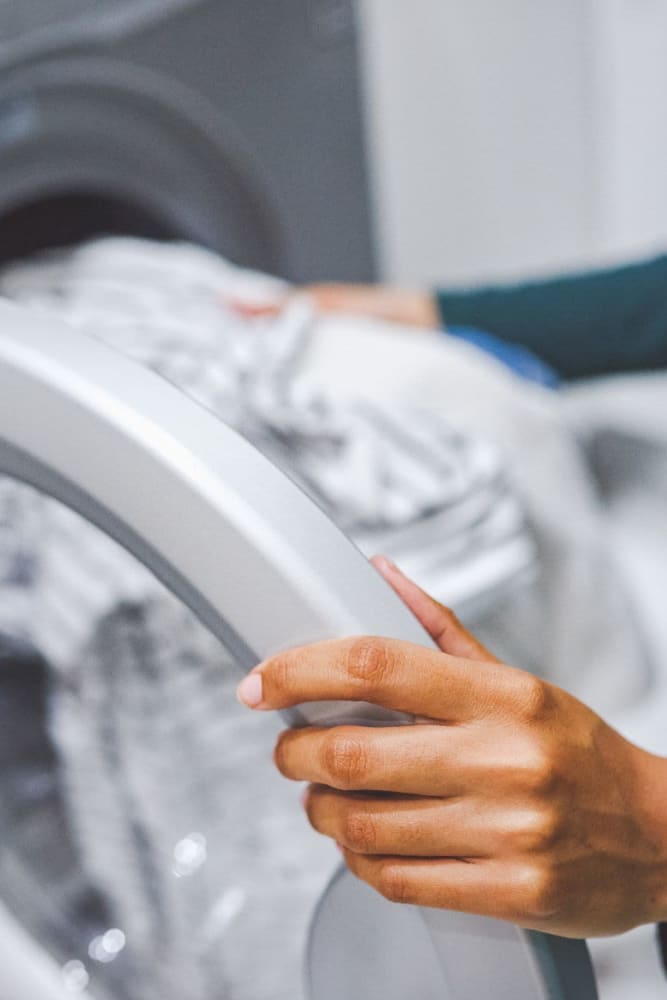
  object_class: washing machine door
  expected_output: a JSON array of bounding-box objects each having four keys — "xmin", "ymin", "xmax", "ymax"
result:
[
  {"xmin": 309, "ymin": 868, "xmax": 598, "ymax": 1000},
  {"xmin": 0, "ymin": 302, "xmax": 598, "ymax": 1000}
]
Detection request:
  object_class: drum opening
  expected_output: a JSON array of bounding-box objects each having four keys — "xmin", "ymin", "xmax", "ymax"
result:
[{"xmin": 0, "ymin": 190, "xmax": 183, "ymax": 265}]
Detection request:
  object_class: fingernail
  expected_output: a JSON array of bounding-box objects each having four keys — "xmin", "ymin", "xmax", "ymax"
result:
[
  {"xmin": 372, "ymin": 554, "xmax": 400, "ymax": 576},
  {"xmin": 300, "ymin": 788, "xmax": 309, "ymax": 808},
  {"xmin": 335, "ymin": 842, "xmax": 343, "ymax": 854},
  {"xmin": 236, "ymin": 672, "xmax": 263, "ymax": 708}
]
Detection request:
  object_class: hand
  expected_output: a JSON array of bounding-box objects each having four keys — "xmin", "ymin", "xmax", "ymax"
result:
[
  {"xmin": 229, "ymin": 284, "xmax": 441, "ymax": 329},
  {"xmin": 237, "ymin": 557, "xmax": 667, "ymax": 937}
]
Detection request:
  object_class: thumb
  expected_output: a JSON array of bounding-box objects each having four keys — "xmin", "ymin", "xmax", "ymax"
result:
[{"xmin": 371, "ymin": 555, "xmax": 499, "ymax": 663}]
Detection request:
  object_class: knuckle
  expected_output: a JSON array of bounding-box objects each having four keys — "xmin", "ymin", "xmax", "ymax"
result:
[
  {"xmin": 272, "ymin": 731, "xmax": 291, "ymax": 775},
  {"xmin": 518, "ymin": 806, "xmax": 564, "ymax": 854},
  {"xmin": 518, "ymin": 744, "xmax": 559, "ymax": 798},
  {"xmin": 513, "ymin": 863, "xmax": 561, "ymax": 922},
  {"xmin": 322, "ymin": 730, "xmax": 369, "ymax": 789},
  {"xmin": 497, "ymin": 737, "xmax": 560, "ymax": 807},
  {"xmin": 345, "ymin": 638, "xmax": 394, "ymax": 691},
  {"xmin": 433, "ymin": 605, "xmax": 466, "ymax": 648},
  {"xmin": 377, "ymin": 863, "xmax": 410, "ymax": 905},
  {"xmin": 435, "ymin": 604, "xmax": 459, "ymax": 631},
  {"xmin": 267, "ymin": 654, "xmax": 294, "ymax": 698},
  {"xmin": 343, "ymin": 810, "xmax": 378, "ymax": 854},
  {"xmin": 525, "ymin": 866, "xmax": 561, "ymax": 920},
  {"xmin": 518, "ymin": 675, "xmax": 553, "ymax": 724}
]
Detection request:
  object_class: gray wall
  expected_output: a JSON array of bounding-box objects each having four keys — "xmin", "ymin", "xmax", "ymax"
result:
[
  {"xmin": 593, "ymin": 0, "xmax": 667, "ymax": 259},
  {"xmin": 358, "ymin": 0, "xmax": 667, "ymax": 285}
]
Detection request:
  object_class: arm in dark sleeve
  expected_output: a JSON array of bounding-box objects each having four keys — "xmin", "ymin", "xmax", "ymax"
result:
[{"xmin": 436, "ymin": 254, "xmax": 667, "ymax": 379}]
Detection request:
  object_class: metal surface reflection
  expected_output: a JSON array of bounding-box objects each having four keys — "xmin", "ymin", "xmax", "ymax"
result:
[
  {"xmin": 173, "ymin": 834, "xmax": 208, "ymax": 879},
  {"xmin": 88, "ymin": 928, "xmax": 126, "ymax": 964},
  {"xmin": 61, "ymin": 959, "xmax": 90, "ymax": 993}
]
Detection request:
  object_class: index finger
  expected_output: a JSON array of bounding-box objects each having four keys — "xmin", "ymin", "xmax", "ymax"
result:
[
  {"xmin": 371, "ymin": 556, "xmax": 500, "ymax": 663},
  {"xmin": 237, "ymin": 636, "xmax": 523, "ymax": 722}
]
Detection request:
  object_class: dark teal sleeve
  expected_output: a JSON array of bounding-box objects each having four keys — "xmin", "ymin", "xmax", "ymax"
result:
[{"xmin": 436, "ymin": 254, "xmax": 667, "ymax": 379}]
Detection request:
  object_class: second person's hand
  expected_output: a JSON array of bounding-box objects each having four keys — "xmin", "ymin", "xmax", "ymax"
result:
[{"xmin": 228, "ymin": 283, "xmax": 442, "ymax": 329}]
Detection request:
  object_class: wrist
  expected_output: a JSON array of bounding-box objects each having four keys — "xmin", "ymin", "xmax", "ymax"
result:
[{"xmin": 396, "ymin": 290, "xmax": 441, "ymax": 329}]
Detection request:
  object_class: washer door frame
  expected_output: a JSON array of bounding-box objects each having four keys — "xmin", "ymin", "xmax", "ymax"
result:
[{"xmin": 0, "ymin": 303, "xmax": 597, "ymax": 999}]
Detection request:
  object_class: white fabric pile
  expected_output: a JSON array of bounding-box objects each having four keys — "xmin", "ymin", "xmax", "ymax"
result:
[{"xmin": 0, "ymin": 237, "xmax": 536, "ymax": 669}]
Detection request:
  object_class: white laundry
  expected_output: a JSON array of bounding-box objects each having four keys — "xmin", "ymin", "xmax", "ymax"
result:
[{"xmin": 0, "ymin": 237, "xmax": 535, "ymax": 670}]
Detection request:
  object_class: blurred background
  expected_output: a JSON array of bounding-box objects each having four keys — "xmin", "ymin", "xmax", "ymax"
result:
[
  {"xmin": 3, "ymin": 0, "xmax": 667, "ymax": 286},
  {"xmin": 358, "ymin": 0, "xmax": 667, "ymax": 284}
]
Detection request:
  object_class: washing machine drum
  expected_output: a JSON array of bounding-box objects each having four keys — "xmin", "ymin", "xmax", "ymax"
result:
[
  {"xmin": 0, "ymin": 58, "xmax": 286, "ymax": 271},
  {"xmin": 0, "ymin": 306, "xmax": 598, "ymax": 1000}
]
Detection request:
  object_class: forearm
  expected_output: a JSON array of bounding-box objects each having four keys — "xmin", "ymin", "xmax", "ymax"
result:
[
  {"xmin": 436, "ymin": 254, "xmax": 667, "ymax": 380},
  {"xmin": 635, "ymin": 747, "xmax": 667, "ymax": 924}
]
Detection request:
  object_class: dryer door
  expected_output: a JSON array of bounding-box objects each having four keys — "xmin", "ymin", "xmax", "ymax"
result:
[{"xmin": 0, "ymin": 303, "xmax": 597, "ymax": 1000}]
